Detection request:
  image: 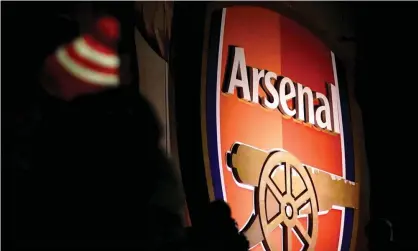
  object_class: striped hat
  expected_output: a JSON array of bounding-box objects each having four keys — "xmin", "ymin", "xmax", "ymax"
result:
[{"xmin": 42, "ymin": 16, "xmax": 121, "ymax": 101}]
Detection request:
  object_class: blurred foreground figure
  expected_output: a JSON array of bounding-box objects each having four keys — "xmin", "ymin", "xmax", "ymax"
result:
[{"xmin": 13, "ymin": 15, "xmax": 185, "ymax": 250}]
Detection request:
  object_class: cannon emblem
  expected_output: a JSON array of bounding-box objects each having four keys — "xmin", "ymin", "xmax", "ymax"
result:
[{"xmin": 226, "ymin": 143, "xmax": 359, "ymax": 251}]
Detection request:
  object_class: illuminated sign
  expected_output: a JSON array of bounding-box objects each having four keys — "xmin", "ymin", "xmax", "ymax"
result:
[
  {"xmin": 223, "ymin": 46, "xmax": 342, "ymax": 134},
  {"xmin": 202, "ymin": 6, "xmax": 359, "ymax": 251}
]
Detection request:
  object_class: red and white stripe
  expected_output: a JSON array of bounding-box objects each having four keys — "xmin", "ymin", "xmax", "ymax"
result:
[{"xmin": 55, "ymin": 34, "xmax": 120, "ymax": 87}]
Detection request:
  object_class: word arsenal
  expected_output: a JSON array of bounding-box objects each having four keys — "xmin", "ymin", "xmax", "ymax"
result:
[{"xmin": 223, "ymin": 46, "xmax": 342, "ymax": 134}]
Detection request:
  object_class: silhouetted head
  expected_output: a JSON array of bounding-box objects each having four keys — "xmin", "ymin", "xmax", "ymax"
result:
[
  {"xmin": 202, "ymin": 200, "xmax": 248, "ymax": 251},
  {"xmin": 208, "ymin": 200, "xmax": 232, "ymax": 219},
  {"xmin": 366, "ymin": 218, "xmax": 394, "ymax": 250}
]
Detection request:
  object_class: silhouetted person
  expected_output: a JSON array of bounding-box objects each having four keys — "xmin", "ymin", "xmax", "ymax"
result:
[
  {"xmin": 366, "ymin": 218, "xmax": 395, "ymax": 251},
  {"xmin": 7, "ymin": 4, "xmax": 185, "ymax": 250},
  {"xmin": 12, "ymin": 86, "xmax": 186, "ymax": 249}
]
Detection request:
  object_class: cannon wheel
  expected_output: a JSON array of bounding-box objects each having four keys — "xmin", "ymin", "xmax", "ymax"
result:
[{"xmin": 257, "ymin": 151, "xmax": 318, "ymax": 251}]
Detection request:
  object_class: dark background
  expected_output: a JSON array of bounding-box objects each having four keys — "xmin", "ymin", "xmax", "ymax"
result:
[
  {"xmin": 354, "ymin": 2, "xmax": 418, "ymax": 245},
  {"xmin": 3, "ymin": 1, "xmax": 418, "ymax": 250}
]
